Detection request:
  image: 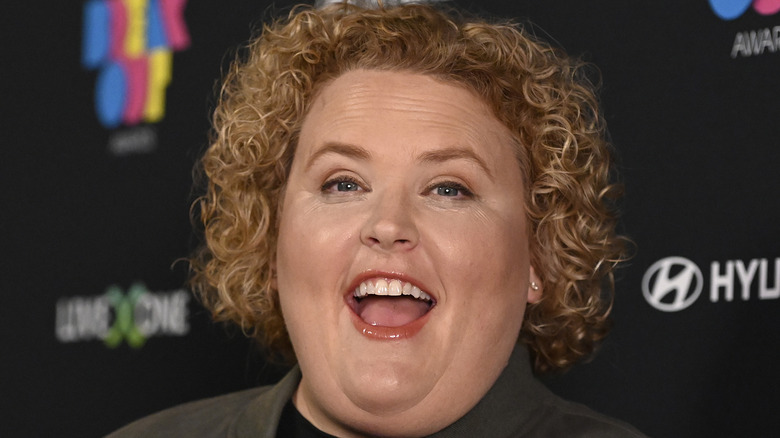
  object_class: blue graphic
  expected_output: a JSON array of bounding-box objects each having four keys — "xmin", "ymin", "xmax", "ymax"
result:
[{"xmin": 709, "ymin": 0, "xmax": 752, "ymax": 20}]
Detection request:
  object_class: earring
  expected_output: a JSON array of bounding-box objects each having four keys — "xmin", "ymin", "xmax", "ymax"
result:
[{"xmin": 530, "ymin": 281, "xmax": 540, "ymax": 291}]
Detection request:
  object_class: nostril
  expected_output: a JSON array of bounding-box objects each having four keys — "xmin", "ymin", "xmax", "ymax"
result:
[
  {"xmin": 365, "ymin": 236, "xmax": 413, "ymax": 250},
  {"xmin": 360, "ymin": 209, "xmax": 419, "ymax": 250}
]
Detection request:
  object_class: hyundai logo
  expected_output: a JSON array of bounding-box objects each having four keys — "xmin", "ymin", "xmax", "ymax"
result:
[{"xmin": 642, "ymin": 257, "xmax": 704, "ymax": 312}]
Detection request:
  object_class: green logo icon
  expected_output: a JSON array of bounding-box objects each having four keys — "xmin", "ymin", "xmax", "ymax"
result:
[{"xmin": 103, "ymin": 282, "xmax": 149, "ymax": 348}]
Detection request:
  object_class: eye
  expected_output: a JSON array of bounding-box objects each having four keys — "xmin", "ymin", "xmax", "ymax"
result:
[
  {"xmin": 430, "ymin": 181, "xmax": 473, "ymax": 199},
  {"xmin": 321, "ymin": 176, "xmax": 364, "ymax": 193},
  {"xmin": 335, "ymin": 181, "xmax": 359, "ymax": 192}
]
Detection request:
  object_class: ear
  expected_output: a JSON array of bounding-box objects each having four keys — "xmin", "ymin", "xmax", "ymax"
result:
[{"xmin": 527, "ymin": 265, "xmax": 542, "ymax": 304}]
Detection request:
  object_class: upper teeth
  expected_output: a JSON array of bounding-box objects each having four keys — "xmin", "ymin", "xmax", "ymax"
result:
[{"xmin": 354, "ymin": 279, "xmax": 432, "ymax": 301}]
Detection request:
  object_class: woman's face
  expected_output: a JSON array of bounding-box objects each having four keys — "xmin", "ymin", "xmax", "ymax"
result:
[{"xmin": 276, "ymin": 69, "xmax": 541, "ymax": 437}]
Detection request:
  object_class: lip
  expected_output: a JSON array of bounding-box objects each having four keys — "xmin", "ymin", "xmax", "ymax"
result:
[{"xmin": 345, "ymin": 270, "xmax": 436, "ymax": 340}]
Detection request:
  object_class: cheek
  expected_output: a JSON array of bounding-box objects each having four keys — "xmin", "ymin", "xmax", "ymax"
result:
[
  {"xmin": 276, "ymin": 202, "xmax": 362, "ymax": 297},
  {"xmin": 276, "ymin": 204, "xmax": 320, "ymax": 312},
  {"xmin": 429, "ymin": 208, "xmax": 529, "ymax": 275},
  {"xmin": 276, "ymin": 211, "xmax": 332, "ymax": 342},
  {"xmin": 430, "ymin": 210, "xmax": 530, "ymax": 327}
]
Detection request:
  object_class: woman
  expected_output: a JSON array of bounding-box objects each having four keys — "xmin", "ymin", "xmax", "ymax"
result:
[{"xmin": 111, "ymin": 1, "xmax": 645, "ymax": 436}]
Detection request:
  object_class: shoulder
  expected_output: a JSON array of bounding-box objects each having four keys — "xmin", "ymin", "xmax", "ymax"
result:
[
  {"xmin": 527, "ymin": 396, "xmax": 648, "ymax": 438},
  {"xmin": 106, "ymin": 386, "xmax": 271, "ymax": 438}
]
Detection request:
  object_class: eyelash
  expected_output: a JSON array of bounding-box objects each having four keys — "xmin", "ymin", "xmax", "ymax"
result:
[
  {"xmin": 427, "ymin": 181, "xmax": 473, "ymax": 199},
  {"xmin": 321, "ymin": 175, "xmax": 365, "ymax": 193},
  {"xmin": 321, "ymin": 176, "xmax": 473, "ymax": 199}
]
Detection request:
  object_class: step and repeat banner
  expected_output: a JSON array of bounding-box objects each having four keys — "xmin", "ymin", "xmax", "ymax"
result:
[{"xmin": 3, "ymin": 1, "xmax": 778, "ymax": 437}]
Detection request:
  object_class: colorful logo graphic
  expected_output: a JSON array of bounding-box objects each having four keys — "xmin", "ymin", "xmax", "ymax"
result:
[
  {"xmin": 709, "ymin": 0, "xmax": 780, "ymax": 20},
  {"xmin": 81, "ymin": 0, "xmax": 190, "ymax": 128}
]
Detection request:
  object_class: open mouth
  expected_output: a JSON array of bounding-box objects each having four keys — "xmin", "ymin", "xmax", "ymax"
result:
[{"xmin": 348, "ymin": 278, "xmax": 435, "ymax": 329}]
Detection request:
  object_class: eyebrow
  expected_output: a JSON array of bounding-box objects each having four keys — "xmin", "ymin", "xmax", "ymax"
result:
[
  {"xmin": 305, "ymin": 142, "xmax": 494, "ymax": 180},
  {"xmin": 305, "ymin": 142, "xmax": 372, "ymax": 170},
  {"xmin": 418, "ymin": 147, "xmax": 494, "ymax": 180}
]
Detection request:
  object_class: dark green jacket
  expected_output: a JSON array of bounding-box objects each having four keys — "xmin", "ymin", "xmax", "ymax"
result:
[{"xmin": 108, "ymin": 345, "xmax": 647, "ymax": 437}]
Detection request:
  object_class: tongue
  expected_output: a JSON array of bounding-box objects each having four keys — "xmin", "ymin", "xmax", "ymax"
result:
[{"xmin": 357, "ymin": 296, "xmax": 430, "ymax": 327}]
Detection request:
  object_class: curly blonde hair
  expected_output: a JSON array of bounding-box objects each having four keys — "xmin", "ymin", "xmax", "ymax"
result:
[{"xmin": 191, "ymin": 2, "xmax": 627, "ymax": 373}]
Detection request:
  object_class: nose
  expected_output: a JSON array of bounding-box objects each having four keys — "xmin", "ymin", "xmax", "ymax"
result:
[{"xmin": 360, "ymin": 189, "xmax": 419, "ymax": 252}]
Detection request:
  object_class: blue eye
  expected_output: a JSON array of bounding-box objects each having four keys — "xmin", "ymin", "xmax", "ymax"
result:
[
  {"xmin": 433, "ymin": 182, "xmax": 472, "ymax": 198},
  {"xmin": 437, "ymin": 186, "xmax": 460, "ymax": 196},
  {"xmin": 322, "ymin": 177, "xmax": 363, "ymax": 193},
  {"xmin": 336, "ymin": 181, "xmax": 359, "ymax": 191}
]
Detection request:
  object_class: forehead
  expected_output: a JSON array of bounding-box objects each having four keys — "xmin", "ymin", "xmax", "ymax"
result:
[
  {"xmin": 299, "ymin": 69, "xmax": 517, "ymax": 163},
  {"xmin": 294, "ymin": 70, "xmax": 524, "ymax": 182}
]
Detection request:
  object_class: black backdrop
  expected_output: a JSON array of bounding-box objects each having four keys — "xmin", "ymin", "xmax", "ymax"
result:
[{"xmin": 3, "ymin": 1, "xmax": 778, "ymax": 437}]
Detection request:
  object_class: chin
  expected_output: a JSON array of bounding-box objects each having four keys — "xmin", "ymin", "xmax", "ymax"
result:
[
  {"xmin": 328, "ymin": 317, "xmax": 439, "ymax": 413},
  {"xmin": 339, "ymin": 357, "xmax": 436, "ymax": 415}
]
